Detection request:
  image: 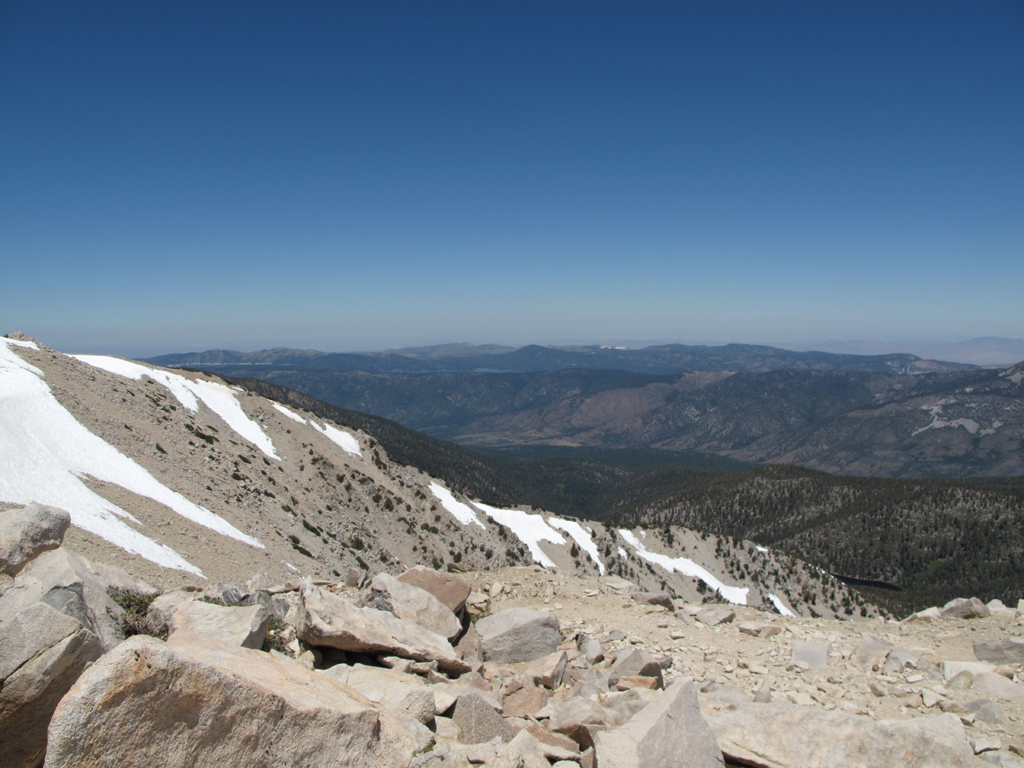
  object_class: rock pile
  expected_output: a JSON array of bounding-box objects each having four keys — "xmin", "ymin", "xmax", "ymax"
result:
[{"xmin": 2, "ymin": 503, "xmax": 1024, "ymax": 767}]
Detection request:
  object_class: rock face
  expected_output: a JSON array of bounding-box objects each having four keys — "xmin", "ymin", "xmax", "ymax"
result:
[
  {"xmin": 397, "ymin": 566, "xmax": 472, "ymax": 614},
  {"xmin": 371, "ymin": 572, "xmax": 462, "ymax": 641},
  {"xmin": 475, "ymin": 608, "xmax": 560, "ymax": 663},
  {"xmin": 0, "ymin": 504, "xmax": 71, "ymax": 577},
  {"xmin": 594, "ymin": 679, "xmax": 723, "ymax": 768},
  {"xmin": 168, "ymin": 600, "xmax": 270, "ymax": 649},
  {"xmin": 0, "ymin": 602, "xmax": 102, "ymax": 768},
  {"xmin": 44, "ymin": 634, "xmax": 415, "ymax": 768},
  {"xmin": 296, "ymin": 579, "xmax": 469, "ymax": 673},
  {"xmin": 703, "ymin": 699, "xmax": 977, "ymax": 768}
]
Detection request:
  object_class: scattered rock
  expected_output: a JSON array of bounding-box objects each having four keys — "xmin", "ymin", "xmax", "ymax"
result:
[
  {"xmin": 452, "ymin": 689, "xmax": 515, "ymax": 744},
  {"xmin": 523, "ymin": 650, "xmax": 568, "ymax": 689},
  {"xmin": 297, "ymin": 579, "xmax": 469, "ymax": 673},
  {"xmin": 695, "ymin": 607, "xmax": 735, "ymax": 627},
  {"xmin": 972, "ymin": 672, "xmax": 1024, "ymax": 701},
  {"xmin": 737, "ymin": 621, "xmax": 781, "ymax": 638},
  {"xmin": 608, "ymin": 649, "xmax": 664, "ymax": 690},
  {"xmin": 502, "ymin": 686, "xmax": 549, "ymax": 718},
  {"xmin": 631, "ymin": 592, "xmax": 673, "ymax": 610}
]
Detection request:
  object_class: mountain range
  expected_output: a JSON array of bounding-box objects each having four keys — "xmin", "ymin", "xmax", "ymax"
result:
[{"xmin": 148, "ymin": 344, "xmax": 1024, "ymax": 479}]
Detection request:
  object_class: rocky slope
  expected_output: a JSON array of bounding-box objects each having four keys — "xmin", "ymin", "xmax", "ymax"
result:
[
  {"xmin": 2, "ymin": 507, "xmax": 1022, "ymax": 767},
  {"xmin": 0, "ymin": 334, "xmax": 861, "ymax": 618}
]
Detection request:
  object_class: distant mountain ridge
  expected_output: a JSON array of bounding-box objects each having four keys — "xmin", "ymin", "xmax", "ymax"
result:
[{"xmin": 147, "ymin": 341, "xmax": 977, "ymax": 376}]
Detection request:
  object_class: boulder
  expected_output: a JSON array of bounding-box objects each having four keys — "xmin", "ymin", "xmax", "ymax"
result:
[
  {"xmin": 853, "ymin": 635, "xmax": 893, "ymax": 669},
  {"xmin": 944, "ymin": 660, "xmax": 998, "ymax": 680},
  {"xmin": 974, "ymin": 637, "xmax": 1024, "ymax": 664},
  {"xmin": 608, "ymin": 649, "xmax": 664, "ymax": 690},
  {"xmin": 791, "ymin": 642, "xmax": 831, "ymax": 670},
  {"xmin": 0, "ymin": 547, "xmax": 126, "ymax": 651},
  {"xmin": 599, "ymin": 575, "xmax": 638, "ymax": 593},
  {"xmin": 737, "ymin": 621, "xmax": 781, "ymax": 638},
  {"xmin": 168, "ymin": 601, "xmax": 270, "ymax": 649},
  {"xmin": 371, "ymin": 572, "xmax": 462, "ymax": 640},
  {"xmin": 146, "ymin": 590, "xmax": 196, "ymax": 628},
  {"xmin": 580, "ymin": 636, "xmax": 605, "ymax": 664},
  {"xmin": 502, "ymin": 686, "xmax": 549, "ymax": 718},
  {"xmin": 0, "ymin": 602, "xmax": 102, "ymax": 768},
  {"xmin": 296, "ymin": 579, "xmax": 469, "ymax": 673},
  {"xmin": 452, "ymin": 690, "xmax": 516, "ymax": 744},
  {"xmin": 965, "ymin": 699, "xmax": 1009, "ymax": 725},
  {"xmin": 594, "ymin": 679, "xmax": 723, "ymax": 768},
  {"xmin": 971, "ymin": 672, "xmax": 1024, "ymax": 701},
  {"xmin": 550, "ymin": 696, "xmax": 621, "ymax": 734},
  {"xmin": 322, "ymin": 663, "xmax": 433, "ymax": 711},
  {"xmin": 902, "ymin": 606, "xmax": 942, "ymax": 623},
  {"xmin": 0, "ymin": 504, "xmax": 71, "ymax": 576},
  {"xmin": 695, "ymin": 607, "xmax": 735, "ymax": 627},
  {"xmin": 397, "ymin": 566, "xmax": 472, "ymax": 614},
  {"xmin": 631, "ymin": 592, "xmax": 673, "ymax": 610},
  {"xmin": 46, "ymin": 634, "xmax": 415, "ymax": 768},
  {"xmin": 523, "ymin": 650, "xmax": 568, "ymax": 689},
  {"xmin": 703, "ymin": 697, "xmax": 976, "ymax": 768},
  {"xmin": 475, "ymin": 608, "xmax": 560, "ymax": 663},
  {"xmin": 940, "ymin": 597, "xmax": 990, "ymax": 620},
  {"xmin": 202, "ymin": 582, "xmax": 249, "ymax": 606}
]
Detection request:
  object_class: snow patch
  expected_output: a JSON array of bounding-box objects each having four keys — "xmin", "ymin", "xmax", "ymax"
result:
[
  {"xmin": 1, "ymin": 341, "xmax": 267, "ymax": 575},
  {"xmin": 473, "ymin": 502, "xmax": 566, "ymax": 569},
  {"xmin": 549, "ymin": 517, "xmax": 605, "ymax": 574},
  {"xmin": 769, "ymin": 594, "xmax": 797, "ymax": 617},
  {"xmin": 273, "ymin": 403, "xmax": 307, "ymax": 423},
  {"xmin": 619, "ymin": 529, "xmax": 749, "ymax": 605},
  {"xmin": 755, "ymin": 546, "xmax": 769, "ymax": 553},
  {"xmin": 74, "ymin": 355, "xmax": 279, "ymax": 459},
  {"xmin": 309, "ymin": 420, "xmax": 362, "ymax": 457},
  {"xmin": 3, "ymin": 337, "xmax": 39, "ymax": 350},
  {"xmin": 429, "ymin": 483, "xmax": 485, "ymax": 528},
  {"xmin": 617, "ymin": 546, "xmax": 628, "ymax": 558}
]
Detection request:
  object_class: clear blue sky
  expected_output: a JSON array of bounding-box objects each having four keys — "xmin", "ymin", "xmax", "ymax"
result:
[{"xmin": 1, "ymin": 1, "xmax": 1021, "ymax": 357}]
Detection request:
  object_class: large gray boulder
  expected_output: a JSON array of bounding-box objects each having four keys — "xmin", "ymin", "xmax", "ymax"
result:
[
  {"xmin": 940, "ymin": 597, "xmax": 990, "ymax": 620},
  {"xmin": 453, "ymin": 690, "xmax": 516, "ymax": 744},
  {"xmin": 703, "ymin": 697, "xmax": 976, "ymax": 768},
  {"xmin": 0, "ymin": 602, "xmax": 102, "ymax": 768},
  {"xmin": 372, "ymin": 572, "xmax": 462, "ymax": 640},
  {"xmin": 44, "ymin": 634, "xmax": 415, "ymax": 768},
  {"xmin": 169, "ymin": 601, "xmax": 270, "ymax": 649},
  {"xmin": 0, "ymin": 504, "xmax": 70, "ymax": 576},
  {"xmin": 594, "ymin": 679, "xmax": 723, "ymax": 768},
  {"xmin": 608, "ymin": 649, "xmax": 664, "ymax": 689},
  {"xmin": 297, "ymin": 579, "xmax": 469, "ymax": 673},
  {"xmin": 397, "ymin": 565, "xmax": 472, "ymax": 614},
  {"xmin": 0, "ymin": 547, "xmax": 127, "ymax": 651},
  {"xmin": 974, "ymin": 637, "xmax": 1024, "ymax": 664},
  {"xmin": 475, "ymin": 608, "xmax": 560, "ymax": 663}
]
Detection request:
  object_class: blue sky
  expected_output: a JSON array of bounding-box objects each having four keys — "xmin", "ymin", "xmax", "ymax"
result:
[{"xmin": 1, "ymin": 1, "xmax": 1022, "ymax": 358}]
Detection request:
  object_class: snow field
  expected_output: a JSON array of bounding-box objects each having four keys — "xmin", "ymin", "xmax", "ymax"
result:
[
  {"xmin": 619, "ymin": 529, "xmax": 749, "ymax": 605},
  {"xmin": 429, "ymin": 483, "xmax": 485, "ymax": 528},
  {"xmin": 548, "ymin": 517, "xmax": 605, "ymax": 574},
  {"xmin": 73, "ymin": 355, "xmax": 279, "ymax": 459},
  {"xmin": 472, "ymin": 501, "xmax": 566, "ymax": 569},
  {"xmin": 769, "ymin": 593, "xmax": 797, "ymax": 617},
  {"xmin": 271, "ymin": 401, "xmax": 362, "ymax": 456},
  {"xmin": 2, "ymin": 340, "xmax": 267, "ymax": 575}
]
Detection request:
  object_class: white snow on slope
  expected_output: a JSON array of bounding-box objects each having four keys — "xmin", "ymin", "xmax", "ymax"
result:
[
  {"xmin": 755, "ymin": 546, "xmax": 769, "ymax": 553},
  {"xmin": 769, "ymin": 593, "xmax": 797, "ymax": 617},
  {"xmin": 429, "ymin": 483, "xmax": 485, "ymax": 528},
  {"xmin": 619, "ymin": 529, "xmax": 749, "ymax": 605},
  {"xmin": 309, "ymin": 420, "xmax": 362, "ymax": 457},
  {"xmin": 0, "ymin": 340, "xmax": 264, "ymax": 575},
  {"xmin": 549, "ymin": 517, "xmax": 604, "ymax": 574},
  {"xmin": 473, "ymin": 502, "xmax": 566, "ymax": 569},
  {"xmin": 273, "ymin": 402, "xmax": 307, "ymax": 423},
  {"xmin": 73, "ymin": 355, "xmax": 279, "ymax": 460},
  {"xmin": 268, "ymin": 401, "xmax": 361, "ymax": 456}
]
